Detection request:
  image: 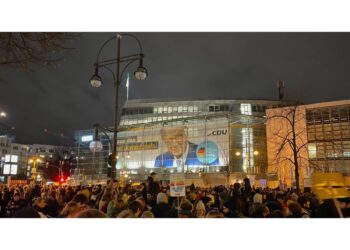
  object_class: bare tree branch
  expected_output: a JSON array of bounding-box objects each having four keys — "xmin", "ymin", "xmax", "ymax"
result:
[{"xmin": 0, "ymin": 32, "xmax": 77, "ymax": 70}]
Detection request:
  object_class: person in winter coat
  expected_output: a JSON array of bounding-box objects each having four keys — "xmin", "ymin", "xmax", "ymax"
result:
[
  {"xmin": 151, "ymin": 192, "xmax": 172, "ymax": 218},
  {"xmin": 6, "ymin": 193, "xmax": 25, "ymax": 217}
]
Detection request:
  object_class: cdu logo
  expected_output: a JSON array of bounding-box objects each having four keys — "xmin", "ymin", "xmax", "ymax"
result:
[{"xmin": 207, "ymin": 129, "xmax": 228, "ymax": 136}]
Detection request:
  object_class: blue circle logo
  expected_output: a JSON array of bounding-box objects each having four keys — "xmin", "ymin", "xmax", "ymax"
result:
[{"xmin": 196, "ymin": 140, "xmax": 219, "ymax": 164}]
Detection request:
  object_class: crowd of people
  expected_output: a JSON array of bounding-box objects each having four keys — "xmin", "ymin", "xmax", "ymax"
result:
[{"xmin": 1, "ymin": 172, "xmax": 349, "ymax": 218}]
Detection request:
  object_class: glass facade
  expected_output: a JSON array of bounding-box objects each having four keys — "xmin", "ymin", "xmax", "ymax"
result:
[
  {"xmin": 74, "ymin": 99, "xmax": 283, "ymax": 182},
  {"xmin": 306, "ymin": 104, "xmax": 350, "ymax": 174}
]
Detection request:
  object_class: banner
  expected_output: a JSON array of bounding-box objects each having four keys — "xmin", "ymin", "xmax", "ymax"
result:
[{"xmin": 116, "ymin": 118, "xmax": 229, "ymax": 170}]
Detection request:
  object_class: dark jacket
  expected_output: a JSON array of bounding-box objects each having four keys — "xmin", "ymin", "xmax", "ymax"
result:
[
  {"xmin": 151, "ymin": 203, "xmax": 172, "ymax": 218},
  {"xmin": 6, "ymin": 199, "xmax": 26, "ymax": 217},
  {"xmin": 147, "ymin": 177, "xmax": 160, "ymax": 196}
]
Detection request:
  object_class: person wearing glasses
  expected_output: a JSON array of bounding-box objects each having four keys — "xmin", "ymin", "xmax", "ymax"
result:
[{"xmin": 154, "ymin": 126, "xmax": 219, "ymax": 170}]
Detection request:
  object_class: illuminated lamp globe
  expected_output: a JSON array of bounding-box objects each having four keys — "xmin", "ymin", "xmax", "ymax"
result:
[
  {"xmin": 89, "ymin": 74, "xmax": 102, "ymax": 88},
  {"xmin": 89, "ymin": 140, "xmax": 103, "ymax": 153},
  {"xmin": 134, "ymin": 66, "xmax": 148, "ymax": 80}
]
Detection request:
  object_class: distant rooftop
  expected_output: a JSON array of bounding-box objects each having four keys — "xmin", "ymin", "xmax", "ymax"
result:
[{"xmin": 124, "ymin": 98, "xmax": 284, "ymax": 106}]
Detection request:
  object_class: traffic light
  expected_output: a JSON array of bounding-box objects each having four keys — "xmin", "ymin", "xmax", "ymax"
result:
[{"xmin": 59, "ymin": 176, "xmax": 65, "ymax": 183}]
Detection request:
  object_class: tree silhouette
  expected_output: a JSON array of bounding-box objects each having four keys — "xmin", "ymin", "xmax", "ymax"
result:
[{"xmin": 0, "ymin": 32, "xmax": 76, "ymax": 69}]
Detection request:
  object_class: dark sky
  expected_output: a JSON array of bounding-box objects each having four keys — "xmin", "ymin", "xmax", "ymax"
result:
[{"xmin": 1, "ymin": 32, "xmax": 350, "ymax": 145}]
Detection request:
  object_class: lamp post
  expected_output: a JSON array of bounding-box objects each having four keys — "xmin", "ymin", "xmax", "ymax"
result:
[
  {"xmin": 29, "ymin": 157, "xmax": 42, "ymax": 184},
  {"xmin": 90, "ymin": 33, "xmax": 148, "ymax": 184}
]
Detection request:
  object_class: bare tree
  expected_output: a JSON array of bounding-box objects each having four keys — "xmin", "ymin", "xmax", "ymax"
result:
[
  {"xmin": 0, "ymin": 32, "xmax": 76, "ymax": 69},
  {"xmin": 267, "ymin": 102, "xmax": 310, "ymax": 191}
]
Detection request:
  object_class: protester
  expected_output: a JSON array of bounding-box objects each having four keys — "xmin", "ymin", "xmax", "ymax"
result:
[{"xmin": 0, "ymin": 180, "xmax": 349, "ymax": 219}]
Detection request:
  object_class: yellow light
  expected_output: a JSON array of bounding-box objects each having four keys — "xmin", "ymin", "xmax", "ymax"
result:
[
  {"xmin": 235, "ymin": 152, "xmax": 241, "ymax": 156},
  {"xmin": 125, "ymin": 174, "xmax": 128, "ymax": 178},
  {"xmin": 29, "ymin": 159, "xmax": 33, "ymax": 163},
  {"xmin": 254, "ymin": 151, "xmax": 259, "ymax": 156},
  {"xmin": 127, "ymin": 155, "xmax": 131, "ymax": 159}
]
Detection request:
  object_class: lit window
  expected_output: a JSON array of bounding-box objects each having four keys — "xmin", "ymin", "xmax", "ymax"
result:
[
  {"xmin": 178, "ymin": 106, "xmax": 183, "ymax": 113},
  {"xmin": 5, "ymin": 155, "xmax": 10, "ymax": 162},
  {"xmin": 194, "ymin": 106, "xmax": 198, "ymax": 112},
  {"xmin": 240, "ymin": 103, "xmax": 252, "ymax": 115},
  {"xmin": 189, "ymin": 106, "xmax": 193, "ymax": 112},
  {"xmin": 158, "ymin": 107, "xmax": 163, "ymax": 113},
  {"xmin": 168, "ymin": 106, "xmax": 173, "ymax": 113},
  {"xmin": 183, "ymin": 106, "xmax": 188, "ymax": 112},
  {"xmin": 308, "ymin": 143, "xmax": 317, "ymax": 159},
  {"xmin": 10, "ymin": 164, "xmax": 18, "ymax": 175},
  {"xmin": 3, "ymin": 164, "xmax": 11, "ymax": 174}
]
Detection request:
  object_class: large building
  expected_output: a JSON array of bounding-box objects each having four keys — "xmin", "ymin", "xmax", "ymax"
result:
[
  {"xmin": 266, "ymin": 99, "xmax": 350, "ymax": 188},
  {"xmin": 74, "ymin": 98, "xmax": 286, "ymax": 185},
  {"xmin": 0, "ymin": 135, "xmax": 75, "ymax": 184}
]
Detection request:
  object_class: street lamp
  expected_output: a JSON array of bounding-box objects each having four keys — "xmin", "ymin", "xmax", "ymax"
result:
[
  {"xmin": 90, "ymin": 33, "xmax": 148, "ymax": 184},
  {"xmin": 0, "ymin": 111, "xmax": 7, "ymax": 117},
  {"xmin": 29, "ymin": 157, "xmax": 42, "ymax": 183}
]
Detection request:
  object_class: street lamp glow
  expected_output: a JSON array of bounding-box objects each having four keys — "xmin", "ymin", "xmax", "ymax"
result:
[
  {"xmin": 254, "ymin": 151, "xmax": 259, "ymax": 156},
  {"xmin": 0, "ymin": 111, "xmax": 6, "ymax": 117},
  {"xmin": 235, "ymin": 151, "xmax": 241, "ymax": 156},
  {"xmin": 134, "ymin": 66, "xmax": 148, "ymax": 80},
  {"xmin": 90, "ymin": 74, "xmax": 103, "ymax": 88}
]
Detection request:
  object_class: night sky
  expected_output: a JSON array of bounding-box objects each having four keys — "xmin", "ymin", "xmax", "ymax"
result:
[{"xmin": 1, "ymin": 32, "xmax": 350, "ymax": 145}]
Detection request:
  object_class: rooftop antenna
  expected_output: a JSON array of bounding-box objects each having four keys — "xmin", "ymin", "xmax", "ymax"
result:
[{"xmin": 277, "ymin": 80, "xmax": 285, "ymax": 100}]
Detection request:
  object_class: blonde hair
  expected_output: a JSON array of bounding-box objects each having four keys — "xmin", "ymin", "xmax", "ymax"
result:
[
  {"xmin": 60, "ymin": 201, "xmax": 80, "ymax": 218},
  {"xmin": 141, "ymin": 211, "xmax": 154, "ymax": 218}
]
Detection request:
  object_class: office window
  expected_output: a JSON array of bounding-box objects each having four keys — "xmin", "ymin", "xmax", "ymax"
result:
[
  {"xmin": 240, "ymin": 103, "xmax": 252, "ymax": 115},
  {"xmin": 168, "ymin": 106, "xmax": 173, "ymax": 113},
  {"xmin": 339, "ymin": 107, "xmax": 348, "ymax": 121},
  {"xmin": 178, "ymin": 106, "xmax": 183, "ymax": 113},
  {"xmin": 322, "ymin": 109, "xmax": 330, "ymax": 123},
  {"xmin": 209, "ymin": 105, "xmax": 220, "ymax": 112},
  {"xmin": 189, "ymin": 106, "xmax": 193, "ymax": 112},
  {"xmin": 194, "ymin": 106, "xmax": 199, "ymax": 112}
]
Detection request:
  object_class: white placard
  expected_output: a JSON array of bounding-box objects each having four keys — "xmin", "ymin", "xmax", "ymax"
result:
[{"xmin": 170, "ymin": 174, "xmax": 186, "ymax": 197}]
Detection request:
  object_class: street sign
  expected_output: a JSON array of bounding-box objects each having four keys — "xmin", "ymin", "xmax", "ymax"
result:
[{"xmin": 170, "ymin": 173, "xmax": 185, "ymax": 197}]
